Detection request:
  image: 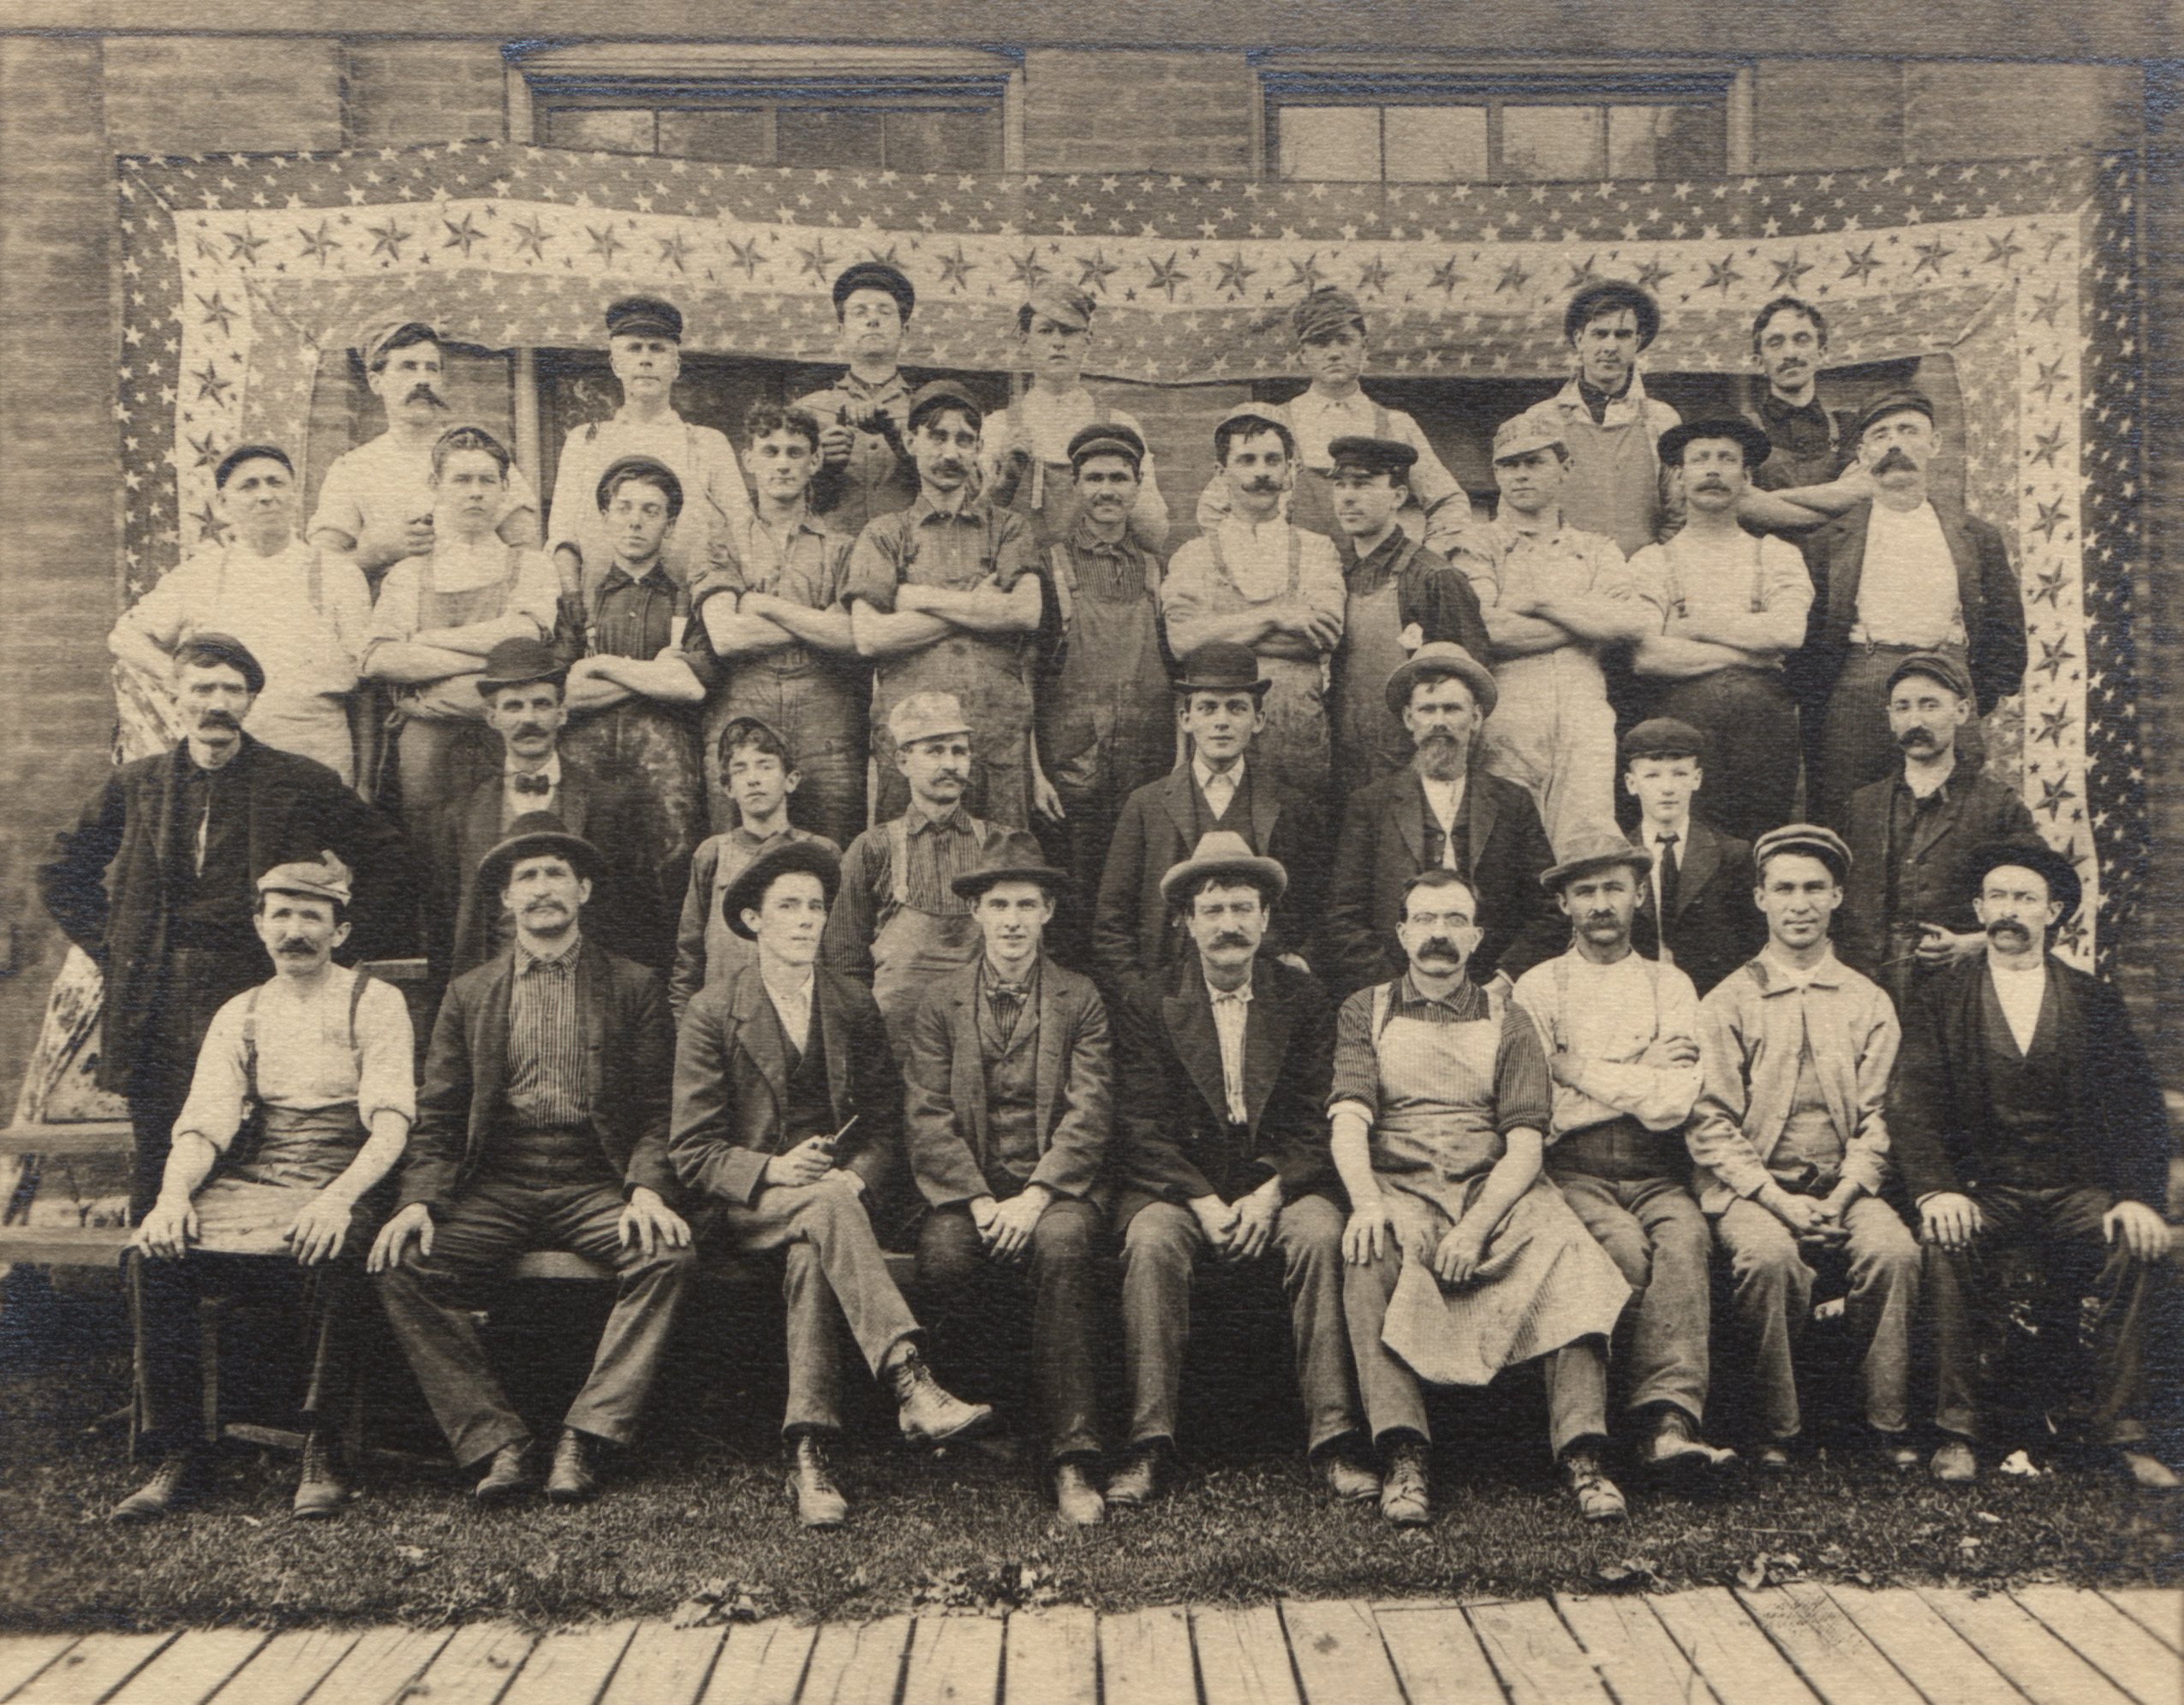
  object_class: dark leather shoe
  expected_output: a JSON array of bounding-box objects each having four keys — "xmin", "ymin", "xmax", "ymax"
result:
[
  {"xmin": 889, "ymin": 1346, "xmax": 995, "ymax": 1447},
  {"xmin": 1560, "ymin": 1450, "xmax": 1628, "ymax": 1523},
  {"xmin": 1645, "ymin": 1410, "xmax": 1737, "ymax": 1483},
  {"xmin": 789, "ymin": 1434, "xmax": 849, "ymax": 1528},
  {"xmin": 112, "ymin": 1451, "xmax": 197, "ymax": 1523},
  {"xmin": 1054, "ymin": 1459, "xmax": 1105, "ymax": 1526},
  {"xmin": 544, "ymin": 1428, "xmax": 598, "ymax": 1504},
  {"xmin": 474, "ymin": 1438, "xmax": 537, "ymax": 1504},
  {"xmin": 1105, "ymin": 1443, "xmax": 1167, "ymax": 1508},
  {"xmin": 1320, "ymin": 1452, "xmax": 1382, "ymax": 1504},
  {"xmin": 1380, "ymin": 1439, "xmax": 1430, "ymax": 1526},
  {"xmin": 291, "ymin": 1430, "xmax": 348, "ymax": 1520}
]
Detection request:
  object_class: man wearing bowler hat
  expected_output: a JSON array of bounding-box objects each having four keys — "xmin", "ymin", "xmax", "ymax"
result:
[
  {"xmin": 670, "ymin": 839, "xmax": 994, "ymax": 1526},
  {"xmin": 1620, "ymin": 718, "xmax": 1763, "ymax": 999},
  {"xmin": 799, "ymin": 261, "xmax": 922, "ymax": 538},
  {"xmin": 372, "ymin": 812, "xmax": 694, "ymax": 1506}
]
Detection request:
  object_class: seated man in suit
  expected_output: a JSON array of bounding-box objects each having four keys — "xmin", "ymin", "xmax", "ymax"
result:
[
  {"xmin": 670, "ymin": 839, "xmax": 993, "ymax": 1526},
  {"xmin": 1621, "ymin": 718, "xmax": 1762, "ymax": 998},
  {"xmin": 904, "ymin": 853, "xmax": 1113, "ymax": 1524},
  {"xmin": 1890, "ymin": 843, "xmax": 2178, "ymax": 1489},
  {"xmin": 1107, "ymin": 831, "xmax": 1375, "ymax": 1507},
  {"xmin": 370, "ymin": 814, "xmax": 695, "ymax": 1505},
  {"xmin": 1324, "ymin": 643, "xmax": 1560, "ymax": 999}
]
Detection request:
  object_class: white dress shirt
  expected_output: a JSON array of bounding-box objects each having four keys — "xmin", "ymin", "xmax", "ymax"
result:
[
  {"xmin": 1419, "ymin": 772, "xmax": 1468, "ymax": 868},
  {"xmin": 762, "ymin": 963, "xmax": 816, "ymax": 1053},
  {"xmin": 1205, "ymin": 972, "xmax": 1255, "ymax": 1124},
  {"xmin": 1853, "ymin": 500, "xmax": 1966, "ymax": 647},
  {"xmin": 503, "ymin": 752, "xmax": 563, "ymax": 827},
  {"xmin": 1195, "ymin": 754, "xmax": 1246, "ymax": 821},
  {"xmin": 1988, "ymin": 956, "xmax": 2046, "ymax": 1054}
]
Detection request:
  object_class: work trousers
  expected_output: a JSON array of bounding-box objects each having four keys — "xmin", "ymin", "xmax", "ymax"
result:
[{"xmin": 1551, "ymin": 1171, "xmax": 1711, "ymax": 1423}]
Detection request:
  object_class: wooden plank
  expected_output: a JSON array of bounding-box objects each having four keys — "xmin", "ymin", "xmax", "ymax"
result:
[
  {"xmin": 693, "ymin": 1619, "xmax": 815, "ymax": 1705},
  {"xmin": 199, "ymin": 1628, "xmax": 361, "ymax": 1705},
  {"xmin": 1003, "ymin": 1608, "xmax": 1096, "ymax": 1705},
  {"xmin": 499, "ymin": 1622, "xmax": 639, "ymax": 1705},
  {"xmin": 1279, "ymin": 1600, "xmax": 1405, "ymax": 1705},
  {"xmin": 1467, "ymin": 1600, "xmax": 1611, "ymax": 1705},
  {"xmin": 104, "ymin": 1630, "xmax": 269, "ymax": 1705},
  {"xmin": 1554, "ymin": 1595, "xmax": 1720, "ymax": 1705},
  {"xmin": 1817, "ymin": 1586, "xmax": 2026, "ymax": 1705},
  {"xmin": 598, "ymin": 1624, "xmax": 725, "ymax": 1705},
  {"xmin": 1190, "ymin": 1607, "xmax": 1302, "ymax": 1705},
  {"xmin": 0, "ymin": 1637, "xmax": 77, "ymax": 1701},
  {"xmin": 399, "ymin": 1626, "xmax": 540, "ymax": 1705},
  {"xmin": 898, "ymin": 1615, "xmax": 1003, "ymax": 1705},
  {"xmin": 1099, "ymin": 1609, "xmax": 1196, "ymax": 1705},
  {"xmin": 295, "ymin": 1627, "xmax": 452, "ymax": 1705},
  {"xmin": 2011, "ymin": 1587, "xmax": 2183, "ymax": 1705},
  {"xmin": 2103, "ymin": 1591, "xmax": 2184, "ymax": 1656},
  {"xmin": 1736, "ymin": 1583, "xmax": 1923, "ymax": 1705},
  {"xmin": 795, "ymin": 1617, "xmax": 912, "ymax": 1705},
  {"xmin": 0, "ymin": 1122, "xmax": 133, "ymax": 1156},
  {"xmin": 1650, "ymin": 1587, "xmax": 1823, "ymax": 1705},
  {"xmin": 0, "ymin": 1226, "xmax": 129, "ymax": 1267},
  {"xmin": 8, "ymin": 1634, "xmax": 175, "ymax": 1705},
  {"xmin": 1372, "ymin": 1606, "xmax": 1503, "ymax": 1703},
  {"xmin": 1917, "ymin": 1589, "xmax": 2135, "ymax": 1705}
]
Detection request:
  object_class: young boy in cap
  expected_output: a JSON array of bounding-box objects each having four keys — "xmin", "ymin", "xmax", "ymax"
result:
[
  {"xmin": 798, "ymin": 262, "xmax": 921, "ymax": 538},
  {"xmin": 1620, "ymin": 718, "xmax": 1762, "ymax": 999},
  {"xmin": 846, "ymin": 380, "xmax": 1044, "ymax": 830}
]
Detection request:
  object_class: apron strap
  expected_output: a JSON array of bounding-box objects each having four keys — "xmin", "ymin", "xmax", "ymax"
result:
[
  {"xmin": 1372, "ymin": 404, "xmax": 1390, "ymax": 439},
  {"xmin": 888, "ymin": 814, "xmax": 911, "ymax": 908},
  {"xmin": 1047, "ymin": 544, "xmax": 1077, "ymax": 633},
  {"xmin": 1657, "ymin": 535, "xmax": 1687, "ymax": 618},
  {"xmin": 1371, "ymin": 981, "xmax": 1392, "ymax": 1038},
  {"xmin": 1286, "ymin": 527, "xmax": 1302, "ymax": 592},
  {"xmin": 346, "ymin": 965, "xmax": 376, "ymax": 1068},
  {"xmin": 1203, "ymin": 527, "xmax": 1226, "ymax": 582},
  {"xmin": 1748, "ymin": 533, "xmax": 1768, "ymax": 615}
]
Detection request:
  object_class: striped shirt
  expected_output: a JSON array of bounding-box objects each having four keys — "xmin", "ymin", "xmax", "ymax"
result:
[{"xmin": 505, "ymin": 936, "xmax": 588, "ymax": 1129}]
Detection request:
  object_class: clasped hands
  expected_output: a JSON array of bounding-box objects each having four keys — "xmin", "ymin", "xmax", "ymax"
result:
[{"xmin": 1190, "ymin": 1182, "xmax": 1282, "ymax": 1263}]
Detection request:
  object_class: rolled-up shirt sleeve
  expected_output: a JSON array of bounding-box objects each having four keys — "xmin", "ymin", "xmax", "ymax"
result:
[
  {"xmin": 1327, "ymin": 986, "xmax": 1383, "ymax": 1122},
  {"xmin": 1492, "ymin": 1005, "xmax": 1553, "ymax": 1135},
  {"xmin": 356, "ymin": 979, "xmax": 419, "ymax": 1132},
  {"xmin": 170, "ymin": 993, "xmax": 256, "ymax": 1153}
]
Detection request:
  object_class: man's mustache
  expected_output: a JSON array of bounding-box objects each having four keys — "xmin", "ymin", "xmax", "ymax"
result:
[
  {"xmin": 1873, "ymin": 448, "xmax": 1917, "ymax": 474},
  {"xmin": 521, "ymin": 897, "xmax": 570, "ymax": 915},
  {"xmin": 512, "ymin": 724, "xmax": 549, "ymax": 740},
  {"xmin": 195, "ymin": 710, "xmax": 241, "ymax": 730},
  {"xmin": 930, "ymin": 458, "xmax": 969, "ymax": 477},
  {"xmin": 1692, "ymin": 478, "xmax": 1732, "ymax": 494},
  {"xmin": 1241, "ymin": 476, "xmax": 1282, "ymax": 492},
  {"xmin": 1580, "ymin": 913, "xmax": 1621, "ymax": 928},
  {"xmin": 1210, "ymin": 932, "xmax": 1254, "ymax": 950},
  {"xmin": 1986, "ymin": 918, "xmax": 2035, "ymax": 945},
  {"xmin": 1896, "ymin": 727, "xmax": 1940, "ymax": 748},
  {"xmin": 1417, "ymin": 938, "xmax": 1463, "ymax": 960},
  {"xmin": 275, "ymin": 940, "xmax": 317, "ymax": 955},
  {"xmin": 403, "ymin": 384, "xmax": 449, "ymax": 407}
]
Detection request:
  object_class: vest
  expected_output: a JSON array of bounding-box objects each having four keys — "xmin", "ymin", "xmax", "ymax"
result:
[
  {"xmin": 1982, "ymin": 974, "xmax": 2070, "ymax": 1188},
  {"xmin": 1190, "ymin": 765, "xmax": 1258, "ymax": 844},
  {"xmin": 780, "ymin": 1000, "xmax": 836, "ymax": 1142}
]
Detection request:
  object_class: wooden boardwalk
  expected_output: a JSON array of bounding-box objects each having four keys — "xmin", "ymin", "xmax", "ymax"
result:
[{"xmin": 0, "ymin": 1587, "xmax": 2175, "ymax": 1705}]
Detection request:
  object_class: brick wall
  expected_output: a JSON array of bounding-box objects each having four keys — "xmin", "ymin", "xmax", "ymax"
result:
[
  {"xmin": 1903, "ymin": 63, "xmax": 2142, "ymax": 160},
  {"xmin": 346, "ymin": 39, "xmax": 507, "ymax": 146},
  {"xmin": 1021, "ymin": 50, "xmax": 1258, "ymax": 175},
  {"xmin": 102, "ymin": 36, "xmax": 344, "ymax": 156}
]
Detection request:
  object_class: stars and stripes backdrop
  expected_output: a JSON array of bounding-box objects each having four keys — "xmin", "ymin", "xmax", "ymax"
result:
[{"xmin": 111, "ymin": 140, "xmax": 2145, "ymax": 968}]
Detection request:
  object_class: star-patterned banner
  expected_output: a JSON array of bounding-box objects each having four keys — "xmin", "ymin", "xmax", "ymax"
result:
[{"xmin": 110, "ymin": 140, "xmax": 2144, "ymax": 965}]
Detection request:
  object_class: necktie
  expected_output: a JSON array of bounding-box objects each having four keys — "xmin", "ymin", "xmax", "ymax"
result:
[
  {"xmin": 988, "ymin": 983, "xmax": 1028, "ymax": 1041},
  {"xmin": 512, "ymin": 772, "xmax": 551, "ymax": 796},
  {"xmin": 1656, "ymin": 833, "xmax": 1680, "ymax": 939},
  {"xmin": 1202, "ymin": 771, "xmax": 1235, "ymax": 821}
]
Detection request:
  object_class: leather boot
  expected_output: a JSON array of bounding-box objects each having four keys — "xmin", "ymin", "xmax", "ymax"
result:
[
  {"xmin": 888, "ymin": 1345, "xmax": 995, "ymax": 1447},
  {"xmin": 291, "ymin": 1429, "xmax": 348, "ymax": 1520},
  {"xmin": 1053, "ymin": 1459, "xmax": 1105, "ymax": 1526},
  {"xmin": 111, "ymin": 1450, "xmax": 198, "ymax": 1523},
  {"xmin": 1379, "ymin": 1438, "xmax": 1430, "ymax": 1526},
  {"xmin": 1105, "ymin": 1441, "xmax": 1167, "ymax": 1508},
  {"xmin": 789, "ymin": 1434, "xmax": 850, "ymax": 1528},
  {"xmin": 1560, "ymin": 1448, "xmax": 1628, "ymax": 1523},
  {"xmin": 544, "ymin": 1428, "xmax": 599, "ymax": 1504},
  {"xmin": 474, "ymin": 1438, "xmax": 537, "ymax": 1504}
]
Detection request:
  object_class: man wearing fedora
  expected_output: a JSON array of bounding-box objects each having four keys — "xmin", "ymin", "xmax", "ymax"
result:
[
  {"xmin": 1513, "ymin": 828, "xmax": 1736, "ymax": 1484},
  {"xmin": 1790, "ymin": 390, "xmax": 2026, "ymax": 824},
  {"xmin": 903, "ymin": 852, "xmax": 1113, "ymax": 1525},
  {"xmin": 1889, "ymin": 843, "xmax": 2178, "ymax": 1489},
  {"xmin": 1620, "ymin": 718, "xmax": 1763, "ymax": 999},
  {"xmin": 1837, "ymin": 650, "xmax": 2036, "ymax": 1011},
  {"xmin": 371, "ymin": 812, "xmax": 694, "ymax": 1505},
  {"xmin": 799, "ymin": 261, "xmax": 922, "ymax": 539},
  {"xmin": 1107, "ymin": 831, "xmax": 1374, "ymax": 1507},
  {"xmin": 1628, "ymin": 419, "xmax": 1814, "ymax": 844},
  {"xmin": 1323, "ymin": 643, "xmax": 1558, "ymax": 999},
  {"xmin": 426, "ymin": 635, "xmax": 659, "ymax": 981},
  {"xmin": 847, "ymin": 379, "xmax": 1045, "ymax": 831},
  {"xmin": 670, "ymin": 839, "xmax": 994, "ymax": 1526},
  {"xmin": 1691, "ymin": 825, "xmax": 1921, "ymax": 1470},
  {"xmin": 1094, "ymin": 641, "xmax": 1323, "ymax": 1001}
]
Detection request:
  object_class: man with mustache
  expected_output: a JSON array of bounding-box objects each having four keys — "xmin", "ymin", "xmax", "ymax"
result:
[
  {"xmin": 1513, "ymin": 828, "xmax": 1736, "ymax": 1487},
  {"xmin": 1836, "ymin": 652, "xmax": 2036, "ymax": 1010},
  {"xmin": 903, "ymin": 852, "xmax": 1113, "ymax": 1525},
  {"xmin": 307, "ymin": 321, "xmax": 540, "ymax": 592},
  {"xmin": 1628, "ymin": 420, "xmax": 1814, "ymax": 843},
  {"xmin": 1691, "ymin": 825, "xmax": 1921, "ymax": 1471},
  {"xmin": 1791, "ymin": 391, "xmax": 2026, "ymax": 823},
  {"xmin": 846, "ymin": 381, "xmax": 1044, "ymax": 829},
  {"xmin": 1324, "ymin": 642, "xmax": 1560, "ymax": 999},
  {"xmin": 39, "ymin": 634, "xmax": 412, "ymax": 1220},
  {"xmin": 1161, "ymin": 405, "xmax": 1347, "ymax": 802},
  {"xmin": 372, "ymin": 813, "xmax": 694, "ymax": 1506},
  {"xmin": 1888, "ymin": 843, "xmax": 2177, "ymax": 1488},
  {"xmin": 797, "ymin": 262, "xmax": 922, "ymax": 539},
  {"xmin": 1107, "ymin": 832, "xmax": 1374, "ymax": 1508},
  {"xmin": 116, "ymin": 854, "xmax": 414, "ymax": 1523},
  {"xmin": 1333, "ymin": 867, "xmax": 1634, "ymax": 1525},
  {"xmin": 1742, "ymin": 298, "xmax": 1859, "ymax": 497}
]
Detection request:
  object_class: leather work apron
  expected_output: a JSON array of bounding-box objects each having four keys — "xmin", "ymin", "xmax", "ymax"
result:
[
  {"xmin": 1199, "ymin": 527, "xmax": 1330, "ymax": 802},
  {"xmin": 868, "ymin": 814, "xmax": 983, "ymax": 1053},
  {"xmin": 1557, "ymin": 408, "xmax": 1662, "ymax": 559},
  {"xmin": 379, "ymin": 545, "xmax": 526, "ymax": 824}
]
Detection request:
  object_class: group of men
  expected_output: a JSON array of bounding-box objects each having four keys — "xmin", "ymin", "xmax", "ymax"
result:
[{"xmin": 42, "ymin": 260, "xmax": 2174, "ymax": 1536}]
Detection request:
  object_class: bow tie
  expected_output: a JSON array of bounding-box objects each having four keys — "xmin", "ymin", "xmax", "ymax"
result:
[{"xmin": 510, "ymin": 772, "xmax": 552, "ymax": 796}]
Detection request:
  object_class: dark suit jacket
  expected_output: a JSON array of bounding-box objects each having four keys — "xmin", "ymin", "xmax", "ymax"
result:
[
  {"xmin": 1628, "ymin": 817, "xmax": 1763, "ymax": 999},
  {"xmin": 1322, "ymin": 765, "xmax": 1561, "ymax": 998},
  {"xmin": 397, "ymin": 934, "xmax": 677, "ymax": 1213},
  {"xmin": 1836, "ymin": 762, "xmax": 2038, "ymax": 983},
  {"xmin": 36, "ymin": 734, "xmax": 414, "ymax": 1093},
  {"xmin": 669, "ymin": 961, "xmax": 901, "ymax": 1208},
  {"xmin": 1111, "ymin": 953, "xmax": 1339, "ymax": 1231},
  {"xmin": 1791, "ymin": 496, "xmax": 2027, "ymax": 716},
  {"xmin": 1092, "ymin": 765, "xmax": 1324, "ymax": 998},
  {"xmin": 428, "ymin": 752, "xmax": 660, "ymax": 982},
  {"xmin": 903, "ymin": 956, "xmax": 1113, "ymax": 1211},
  {"xmin": 1889, "ymin": 955, "xmax": 2169, "ymax": 1208}
]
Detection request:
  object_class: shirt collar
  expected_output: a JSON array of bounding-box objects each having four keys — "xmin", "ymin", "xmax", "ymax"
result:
[
  {"xmin": 750, "ymin": 505, "xmax": 830, "ymax": 543},
  {"xmin": 981, "ymin": 956, "xmax": 1040, "ymax": 999},
  {"xmin": 1068, "ymin": 512, "xmax": 1141, "ymax": 557},
  {"xmin": 507, "ymin": 753, "xmax": 563, "ymax": 787},
  {"xmin": 1758, "ymin": 389, "xmax": 1828, "ymax": 426},
  {"xmin": 1393, "ymin": 971, "xmax": 1488, "ymax": 1018},
  {"xmin": 910, "ymin": 491, "xmax": 984, "ymax": 525},
  {"xmin": 904, "ymin": 796, "xmax": 971, "ymax": 837},
  {"xmin": 1754, "ymin": 945, "xmax": 1844, "ymax": 993},
  {"xmin": 516, "ymin": 932, "xmax": 582, "ymax": 974},
  {"xmin": 1345, "ymin": 527, "xmax": 1408, "ymax": 576},
  {"xmin": 761, "ymin": 962, "xmax": 815, "ymax": 1007},
  {"xmin": 1893, "ymin": 757, "xmax": 1961, "ymax": 803},
  {"xmin": 1647, "ymin": 814, "xmax": 1691, "ymax": 849},
  {"xmin": 837, "ymin": 369, "xmax": 906, "ymax": 402},
  {"xmin": 598, "ymin": 557, "xmax": 674, "ymax": 594},
  {"xmin": 730, "ymin": 820, "xmax": 792, "ymax": 851},
  {"xmin": 1193, "ymin": 754, "xmax": 1245, "ymax": 794},
  {"xmin": 1205, "ymin": 970, "xmax": 1254, "ymax": 1005},
  {"xmin": 179, "ymin": 737, "xmax": 251, "ymax": 782}
]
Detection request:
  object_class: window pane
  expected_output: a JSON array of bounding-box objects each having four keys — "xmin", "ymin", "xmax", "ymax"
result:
[
  {"xmin": 1278, "ymin": 105, "xmax": 1381, "ymax": 182},
  {"xmin": 777, "ymin": 107, "xmax": 885, "ymax": 170},
  {"xmin": 1503, "ymin": 104, "xmax": 1602, "ymax": 181},
  {"xmin": 1383, "ymin": 106, "xmax": 1488, "ymax": 182},
  {"xmin": 1608, "ymin": 102, "xmax": 1722, "ymax": 177},
  {"xmin": 544, "ymin": 108, "xmax": 656, "ymax": 155},
  {"xmin": 658, "ymin": 109, "xmax": 771, "ymax": 164},
  {"xmin": 885, "ymin": 107, "xmax": 1000, "ymax": 173}
]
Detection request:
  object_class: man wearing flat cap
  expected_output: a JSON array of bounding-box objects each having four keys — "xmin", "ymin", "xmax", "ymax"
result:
[
  {"xmin": 798, "ymin": 261, "xmax": 922, "ymax": 539},
  {"xmin": 1107, "ymin": 832, "xmax": 1375, "ymax": 1508},
  {"xmin": 1791, "ymin": 390, "xmax": 2026, "ymax": 824},
  {"xmin": 903, "ymin": 852, "xmax": 1114, "ymax": 1525},
  {"xmin": 1629, "ymin": 420, "xmax": 1814, "ymax": 844},
  {"xmin": 1094, "ymin": 641, "xmax": 1325, "ymax": 1001},
  {"xmin": 115, "ymin": 853, "xmax": 414, "ymax": 1523},
  {"xmin": 847, "ymin": 379, "xmax": 1045, "ymax": 830},
  {"xmin": 1162, "ymin": 404, "xmax": 1347, "ymax": 802},
  {"xmin": 40, "ymin": 633, "xmax": 412, "ymax": 1220},
  {"xmin": 1837, "ymin": 650, "xmax": 2036, "ymax": 1010},
  {"xmin": 670, "ymin": 838, "xmax": 994, "ymax": 1526},
  {"xmin": 1889, "ymin": 843, "xmax": 2178, "ymax": 1489},
  {"xmin": 546, "ymin": 296, "xmax": 750, "ymax": 593},
  {"xmin": 1514, "ymin": 827, "xmax": 1735, "ymax": 1485},
  {"xmin": 1324, "ymin": 642, "xmax": 1560, "ymax": 1000},
  {"xmin": 983, "ymin": 284, "xmax": 1169, "ymax": 551},
  {"xmin": 1691, "ymin": 824, "xmax": 1921, "ymax": 1470},
  {"xmin": 1620, "ymin": 718, "xmax": 1762, "ymax": 999},
  {"xmin": 372, "ymin": 811, "xmax": 694, "ymax": 1506}
]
